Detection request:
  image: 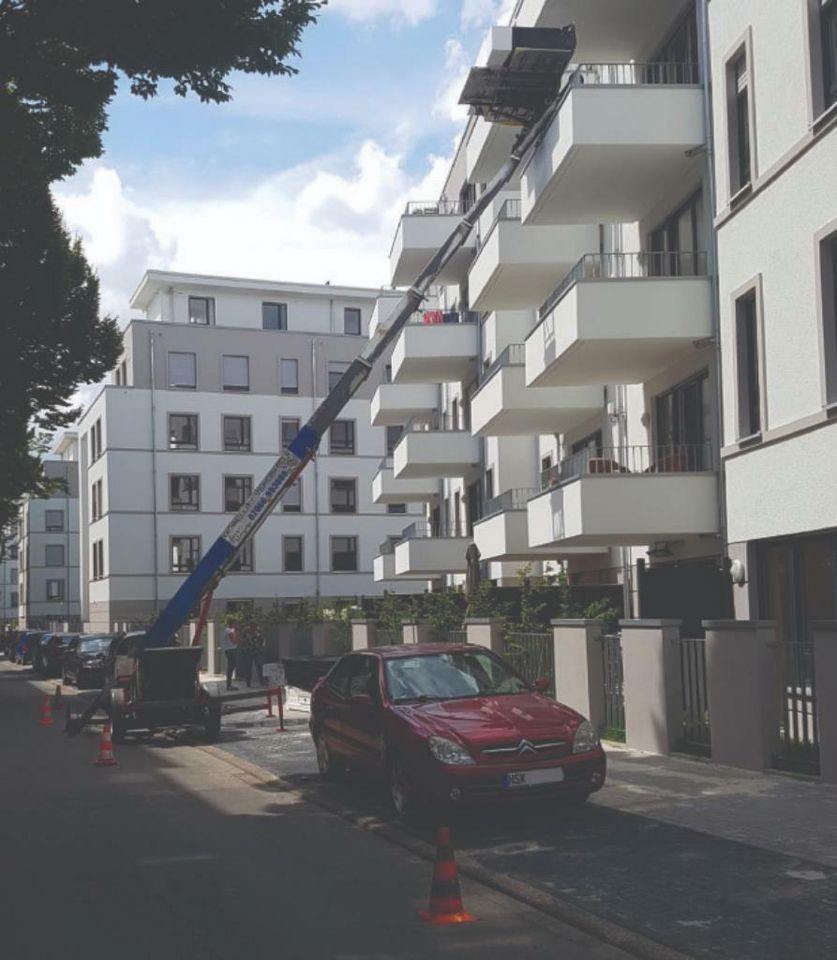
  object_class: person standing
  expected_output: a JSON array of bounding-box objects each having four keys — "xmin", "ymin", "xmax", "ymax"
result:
[
  {"xmin": 240, "ymin": 618, "xmax": 265, "ymax": 688},
  {"xmin": 222, "ymin": 619, "xmax": 239, "ymax": 691}
]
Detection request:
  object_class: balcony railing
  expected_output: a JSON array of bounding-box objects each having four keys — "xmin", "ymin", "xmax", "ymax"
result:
[
  {"xmin": 476, "ymin": 197, "xmax": 522, "ymax": 252},
  {"xmin": 404, "ymin": 200, "xmax": 462, "ymax": 216},
  {"xmin": 540, "ymin": 444, "xmax": 714, "ymax": 491},
  {"xmin": 404, "ymin": 413, "xmax": 469, "ymax": 434},
  {"xmin": 538, "ymin": 251, "xmax": 709, "ymax": 320},
  {"xmin": 479, "ymin": 343, "xmax": 525, "ymax": 386},
  {"xmin": 482, "ymin": 487, "xmax": 540, "ymax": 520},
  {"xmin": 399, "ymin": 521, "xmax": 465, "ymax": 541},
  {"xmin": 566, "ymin": 61, "xmax": 700, "ymax": 91},
  {"xmin": 407, "ymin": 309, "xmax": 480, "ymax": 326}
]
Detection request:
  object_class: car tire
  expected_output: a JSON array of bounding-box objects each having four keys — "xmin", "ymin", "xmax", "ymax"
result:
[
  {"xmin": 316, "ymin": 734, "xmax": 341, "ymax": 781},
  {"xmin": 388, "ymin": 757, "xmax": 425, "ymax": 823},
  {"xmin": 111, "ymin": 712, "xmax": 128, "ymax": 744},
  {"xmin": 204, "ymin": 705, "xmax": 222, "ymax": 742}
]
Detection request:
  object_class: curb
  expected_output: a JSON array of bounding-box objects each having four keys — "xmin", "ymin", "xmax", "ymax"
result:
[{"xmin": 199, "ymin": 744, "xmax": 693, "ymax": 960}]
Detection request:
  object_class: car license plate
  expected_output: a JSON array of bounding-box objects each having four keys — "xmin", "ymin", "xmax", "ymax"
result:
[{"xmin": 503, "ymin": 767, "xmax": 565, "ymax": 789}]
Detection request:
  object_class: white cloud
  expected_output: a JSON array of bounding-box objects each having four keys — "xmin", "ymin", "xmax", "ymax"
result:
[
  {"xmin": 327, "ymin": 0, "xmax": 437, "ymax": 25},
  {"xmin": 433, "ymin": 39, "xmax": 472, "ymax": 124},
  {"xmin": 460, "ymin": 0, "xmax": 515, "ymax": 30}
]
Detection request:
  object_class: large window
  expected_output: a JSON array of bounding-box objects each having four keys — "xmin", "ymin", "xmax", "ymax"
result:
[
  {"xmin": 820, "ymin": 231, "xmax": 837, "ymax": 403},
  {"xmin": 168, "ymin": 352, "xmax": 197, "ymax": 389},
  {"xmin": 344, "ymin": 307, "xmax": 362, "ymax": 336},
  {"xmin": 331, "ymin": 536, "xmax": 358, "ymax": 572},
  {"xmin": 223, "ymin": 416, "xmax": 252, "ymax": 452},
  {"xmin": 735, "ymin": 289, "xmax": 762, "ymax": 438},
  {"xmin": 727, "ymin": 50, "xmax": 752, "ymax": 195},
  {"xmin": 170, "ymin": 475, "xmax": 200, "ymax": 512},
  {"xmin": 92, "ymin": 540, "xmax": 104, "ymax": 580},
  {"xmin": 45, "ymin": 509, "xmax": 64, "ymax": 531},
  {"xmin": 90, "ymin": 418, "xmax": 103, "ymax": 460},
  {"xmin": 222, "ymin": 355, "xmax": 250, "ymax": 392},
  {"xmin": 229, "ymin": 541, "xmax": 254, "ymax": 573},
  {"xmin": 91, "ymin": 479, "xmax": 103, "ymax": 520},
  {"xmin": 329, "ymin": 420, "xmax": 355, "ymax": 455},
  {"xmin": 648, "ymin": 191, "xmax": 704, "ymax": 276},
  {"xmin": 188, "ymin": 296, "xmax": 214, "ymax": 325},
  {"xmin": 328, "ymin": 361, "xmax": 350, "ymax": 391},
  {"xmin": 280, "ymin": 358, "xmax": 299, "ymax": 395},
  {"xmin": 330, "ymin": 478, "xmax": 357, "ymax": 514},
  {"xmin": 386, "ymin": 425, "xmax": 403, "ymax": 455},
  {"xmin": 46, "ymin": 580, "xmax": 65, "ymax": 601},
  {"xmin": 280, "ymin": 417, "xmax": 300, "ymax": 449},
  {"xmin": 824, "ymin": 0, "xmax": 837, "ymax": 109},
  {"xmin": 282, "ymin": 480, "xmax": 302, "ymax": 513},
  {"xmin": 263, "ymin": 302, "xmax": 288, "ymax": 330},
  {"xmin": 169, "ymin": 414, "xmax": 198, "ymax": 450},
  {"xmin": 171, "ymin": 536, "xmax": 201, "ymax": 573},
  {"xmin": 45, "ymin": 544, "xmax": 65, "ymax": 567},
  {"xmin": 655, "ymin": 372, "xmax": 709, "ymax": 468},
  {"xmin": 224, "ymin": 475, "xmax": 252, "ymax": 512},
  {"xmin": 283, "ymin": 536, "xmax": 304, "ymax": 572}
]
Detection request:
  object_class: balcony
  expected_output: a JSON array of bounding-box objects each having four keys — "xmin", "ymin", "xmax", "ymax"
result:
[
  {"xmin": 394, "ymin": 522, "xmax": 469, "ymax": 577},
  {"xmin": 474, "ymin": 488, "xmax": 605, "ymax": 561},
  {"xmin": 374, "ymin": 538, "xmax": 432, "ymax": 581},
  {"xmin": 525, "ymin": 252, "xmax": 713, "ymax": 388},
  {"xmin": 372, "ymin": 458, "xmax": 438, "ymax": 505},
  {"xmin": 391, "ymin": 313, "xmax": 480, "ymax": 385},
  {"xmin": 527, "ymin": 444, "xmax": 719, "ymax": 548},
  {"xmin": 392, "ymin": 417, "xmax": 481, "ymax": 480},
  {"xmin": 471, "ymin": 344, "xmax": 602, "ymax": 436},
  {"xmin": 466, "ymin": 116, "xmax": 519, "ymax": 185},
  {"xmin": 370, "ymin": 383, "xmax": 438, "ymax": 427},
  {"xmin": 520, "ymin": 62, "xmax": 704, "ymax": 226},
  {"xmin": 389, "ymin": 201, "xmax": 477, "ymax": 287},
  {"xmin": 469, "ymin": 200, "xmax": 597, "ymax": 311},
  {"xmin": 368, "ymin": 293, "xmax": 403, "ymax": 339}
]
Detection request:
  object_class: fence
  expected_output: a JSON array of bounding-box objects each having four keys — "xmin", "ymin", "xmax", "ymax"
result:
[
  {"xmin": 677, "ymin": 637, "xmax": 711, "ymax": 757},
  {"xmin": 439, "ymin": 628, "xmax": 468, "ymax": 645},
  {"xmin": 404, "ymin": 199, "xmax": 461, "ymax": 216},
  {"xmin": 600, "ymin": 633, "xmax": 625, "ymax": 741},
  {"xmin": 503, "ymin": 630, "xmax": 554, "ymax": 695},
  {"xmin": 540, "ymin": 443, "xmax": 713, "ymax": 489},
  {"xmin": 774, "ymin": 640, "xmax": 820, "ymax": 775}
]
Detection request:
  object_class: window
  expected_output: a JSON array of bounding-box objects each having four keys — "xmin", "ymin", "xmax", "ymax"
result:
[
  {"xmin": 280, "ymin": 358, "xmax": 299, "ymax": 395},
  {"xmin": 330, "ymin": 478, "xmax": 357, "ymax": 514},
  {"xmin": 168, "ymin": 352, "xmax": 197, "ymax": 389},
  {"xmin": 280, "ymin": 417, "xmax": 300, "ymax": 449},
  {"xmin": 89, "ymin": 418, "xmax": 103, "ymax": 460},
  {"xmin": 114, "ymin": 358, "xmax": 127, "ymax": 385},
  {"xmin": 9, "ymin": 567, "xmax": 17, "ymax": 582},
  {"xmin": 385, "ymin": 363, "xmax": 392, "ymax": 384},
  {"xmin": 46, "ymin": 580, "xmax": 64, "ymax": 601},
  {"xmin": 328, "ymin": 361, "xmax": 350, "ymax": 391},
  {"xmin": 224, "ymin": 475, "xmax": 252, "ymax": 512},
  {"xmin": 188, "ymin": 296, "xmax": 214, "ymax": 325},
  {"xmin": 821, "ymin": 232, "xmax": 837, "ymax": 402},
  {"xmin": 388, "ymin": 503, "xmax": 407, "ymax": 514},
  {"xmin": 331, "ymin": 536, "xmax": 358, "ymax": 572},
  {"xmin": 329, "ymin": 420, "xmax": 355, "ymax": 455},
  {"xmin": 283, "ymin": 536, "xmax": 304, "ymax": 572},
  {"xmin": 263, "ymin": 302, "xmax": 288, "ymax": 330},
  {"xmin": 386, "ymin": 425, "xmax": 403, "ymax": 454},
  {"xmin": 727, "ymin": 50, "xmax": 752, "ymax": 195},
  {"xmin": 45, "ymin": 509, "xmax": 64, "ymax": 531},
  {"xmin": 223, "ymin": 416, "xmax": 252, "ymax": 452},
  {"xmin": 45, "ymin": 544, "xmax": 64, "ymax": 567},
  {"xmin": 169, "ymin": 414, "xmax": 198, "ymax": 450},
  {"xmin": 735, "ymin": 289, "xmax": 762, "ymax": 438},
  {"xmin": 824, "ymin": 0, "xmax": 837, "ymax": 108},
  {"xmin": 171, "ymin": 536, "xmax": 201, "ymax": 573},
  {"xmin": 344, "ymin": 307, "xmax": 362, "ymax": 336},
  {"xmin": 648, "ymin": 190, "xmax": 704, "ymax": 276},
  {"xmin": 282, "ymin": 480, "xmax": 302, "ymax": 513},
  {"xmin": 10, "ymin": 592, "xmax": 18, "ymax": 608},
  {"xmin": 92, "ymin": 540, "xmax": 103, "ymax": 581},
  {"xmin": 229, "ymin": 541, "xmax": 254, "ymax": 573},
  {"xmin": 222, "ymin": 355, "xmax": 249, "ymax": 392},
  {"xmin": 170, "ymin": 475, "xmax": 200, "ymax": 512},
  {"xmin": 485, "ymin": 468, "xmax": 494, "ymax": 501},
  {"xmin": 91, "ymin": 479, "xmax": 103, "ymax": 520}
]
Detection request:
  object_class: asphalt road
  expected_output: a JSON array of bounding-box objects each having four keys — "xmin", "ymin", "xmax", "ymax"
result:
[{"xmin": 0, "ymin": 661, "xmax": 635, "ymax": 960}]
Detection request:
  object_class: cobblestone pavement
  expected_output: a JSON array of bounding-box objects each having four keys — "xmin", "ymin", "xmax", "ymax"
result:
[{"xmin": 216, "ymin": 705, "xmax": 837, "ymax": 960}]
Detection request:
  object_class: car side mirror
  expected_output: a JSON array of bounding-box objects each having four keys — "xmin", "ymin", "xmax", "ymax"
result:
[
  {"xmin": 350, "ymin": 693, "xmax": 376, "ymax": 708},
  {"xmin": 532, "ymin": 677, "xmax": 550, "ymax": 693}
]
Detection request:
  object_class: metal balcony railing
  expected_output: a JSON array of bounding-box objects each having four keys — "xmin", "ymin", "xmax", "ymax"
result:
[
  {"xmin": 404, "ymin": 412, "xmax": 468, "ymax": 434},
  {"xmin": 566, "ymin": 61, "xmax": 700, "ymax": 91},
  {"xmin": 404, "ymin": 200, "xmax": 462, "ymax": 216},
  {"xmin": 482, "ymin": 487, "xmax": 540, "ymax": 520},
  {"xmin": 540, "ymin": 443, "xmax": 714, "ymax": 491},
  {"xmin": 400, "ymin": 521, "xmax": 466, "ymax": 541},
  {"xmin": 478, "ymin": 343, "xmax": 525, "ymax": 387},
  {"xmin": 538, "ymin": 251, "xmax": 709, "ymax": 320},
  {"xmin": 407, "ymin": 309, "xmax": 480, "ymax": 326},
  {"xmin": 475, "ymin": 197, "xmax": 523, "ymax": 252}
]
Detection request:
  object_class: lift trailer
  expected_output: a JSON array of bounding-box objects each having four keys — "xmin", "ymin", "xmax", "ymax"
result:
[{"xmin": 66, "ymin": 25, "xmax": 578, "ymax": 737}]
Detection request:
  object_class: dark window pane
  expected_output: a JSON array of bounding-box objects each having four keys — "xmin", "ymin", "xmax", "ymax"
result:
[
  {"xmin": 824, "ymin": 0, "xmax": 837, "ymax": 108},
  {"xmin": 188, "ymin": 297, "xmax": 214, "ymax": 325},
  {"xmin": 330, "ymin": 479, "xmax": 357, "ymax": 514},
  {"xmin": 283, "ymin": 536, "xmax": 303, "ymax": 572},
  {"xmin": 224, "ymin": 476, "xmax": 252, "ymax": 512},
  {"xmin": 223, "ymin": 416, "xmax": 251, "ymax": 452},
  {"xmin": 387, "ymin": 503, "xmax": 407, "ymax": 514},
  {"xmin": 328, "ymin": 362, "xmax": 350, "ymax": 391},
  {"xmin": 736, "ymin": 291, "xmax": 761, "ymax": 436},
  {"xmin": 331, "ymin": 536, "xmax": 358, "ymax": 571},
  {"xmin": 169, "ymin": 414, "xmax": 198, "ymax": 449},
  {"xmin": 170, "ymin": 475, "xmax": 200, "ymax": 511},
  {"xmin": 344, "ymin": 307, "xmax": 362, "ymax": 335},
  {"xmin": 263, "ymin": 302, "xmax": 288, "ymax": 330},
  {"xmin": 171, "ymin": 537, "xmax": 200, "ymax": 572},
  {"xmin": 281, "ymin": 418, "xmax": 300, "ymax": 449},
  {"xmin": 330, "ymin": 420, "xmax": 355, "ymax": 455},
  {"xmin": 386, "ymin": 425, "xmax": 403, "ymax": 454},
  {"xmin": 229, "ymin": 541, "xmax": 254, "ymax": 572}
]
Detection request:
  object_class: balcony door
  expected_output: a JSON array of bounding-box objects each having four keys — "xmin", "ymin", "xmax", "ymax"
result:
[
  {"xmin": 655, "ymin": 372, "xmax": 708, "ymax": 467},
  {"xmin": 648, "ymin": 190, "xmax": 704, "ymax": 277}
]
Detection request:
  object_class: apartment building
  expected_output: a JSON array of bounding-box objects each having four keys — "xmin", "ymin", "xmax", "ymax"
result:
[
  {"xmin": 0, "ymin": 528, "xmax": 20, "ymax": 626},
  {"xmin": 708, "ymin": 0, "xmax": 837, "ymax": 636},
  {"xmin": 16, "ymin": 434, "xmax": 81, "ymax": 627},
  {"xmin": 374, "ymin": 0, "xmax": 733, "ymax": 627},
  {"xmin": 77, "ymin": 271, "xmax": 425, "ymax": 630}
]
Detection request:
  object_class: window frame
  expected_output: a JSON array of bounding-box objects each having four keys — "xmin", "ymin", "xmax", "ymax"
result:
[
  {"xmin": 228, "ymin": 540, "xmax": 254, "ymax": 573},
  {"xmin": 331, "ymin": 535, "xmax": 358, "ymax": 572},
  {"xmin": 816, "ymin": 222, "xmax": 837, "ymax": 405},
  {"xmin": 283, "ymin": 535, "xmax": 304, "ymax": 572},
  {"xmin": 725, "ymin": 36, "xmax": 756, "ymax": 200},
  {"xmin": 222, "ymin": 415, "xmax": 252, "ymax": 453},
  {"xmin": 386, "ymin": 425, "xmax": 403, "ymax": 455},
  {"xmin": 262, "ymin": 301, "xmax": 288, "ymax": 331},
  {"xmin": 825, "ymin": 0, "xmax": 837, "ymax": 108},
  {"xmin": 329, "ymin": 477, "xmax": 357, "ymax": 514},
  {"xmin": 280, "ymin": 358, "xmax": 300, "ymax": 395},
  {"xmin": 45, "ymin": 509, "xmax": 64, "ymax": 532},
  {"xmin": 188, "ymin": 296, "xmax": 215, "ymax": 326},
  {"xmin": 221, "ymin": 354, "xmax": 250, "ymax": 392},
  {"xmin": 168, "ymin": 351, "xmax": 198, "ymax": 389},
  {"xmin": 46, "ymin": 579, "xmax": 65, "ymax": 601},
  {"xmin": 170, "ymin": 535, "xmax": 201, "ymax": 573},
  {"xmin": 329, "ymin": 419, "xmax": 356, "ymax": 456},
  {"xmin": 327, "ymin": 361, "xmax": 350, "ymax": 392},
  {"xmin": 280, "ymin": 417, "xmax": 300, "ymax": 450},
  {"xmin": 169, "ymin": 474, "xmax": 201, "ymax": 513},
  {"xmin": 45, "ymin": 544, "xmax": 65, "ymax": 567},
  {"xmin": 343, "ymin": 306, "xmax": 362, "ymax": 336},
  {"xmin": 282, "ymin": 480, "xmax": 302, "ymax": 513},
  {"xmin": 732, "ymin": 278, "xmax": 766, "ymax": 441},
  {"xmin": 168, "ymin": 413, "xmax": 199, "ymax": 451},
  {"xmin": 387, "ymin": 503, "xmax": 407, "ymax": 514},
  {"xmin": 223, "ymin": 475, "xmax": 253, "ymax": 513}
]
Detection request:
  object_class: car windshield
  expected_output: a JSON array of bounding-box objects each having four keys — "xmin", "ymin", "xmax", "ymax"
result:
[
  {"xmin": 384, "ymin": 650, "xmax": 529, "ymax": 704},
  {"xmin": 80, "ymin": 639, "xmax": 110, "ymax": 655}
]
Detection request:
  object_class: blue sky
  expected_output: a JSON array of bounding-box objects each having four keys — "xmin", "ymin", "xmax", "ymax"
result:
[{"xmin": 54, "ymin": 1, "xmax": 514, "ymax": 320}]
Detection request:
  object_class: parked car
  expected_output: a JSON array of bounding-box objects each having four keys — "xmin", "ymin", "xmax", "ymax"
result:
[
  {"xmin": 309, "ymin": 643, "xmax": 606, "ymax": 821},
  {"xmin": 34, "ymin": 633, "xmax": 80, "ymax": 677},
  {"xmin": 62, "ymin": 635, "xmax": 115, "ymax": 689}
]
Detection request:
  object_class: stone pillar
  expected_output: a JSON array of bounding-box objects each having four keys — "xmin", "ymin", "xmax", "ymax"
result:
[
  {"xmin": 205, "ymin": 622, "xmax": 220, "ymax": 676},
  {"xmin": 704, "ymin": 620, "xmax": 778, "ymax": 771},
  {"xmin": 464, "ymin": 618, "xmax": 504, "ymax": 654},
  {"xmin": 620, "ymin": 620, "xmax": 682, "ymax": 755},
  {"xmin": 812, "ymin": 622, "xmax": 837, "ymax": 784},
  {"xmin": 552, "ymin": 619, "xmax": 604, "ymax": 729},
  {"xmin": 351, "ymin": 619, "xmax": 377, "ymax": 651},
  {"xmin": 402, "ymin": 620, "xmax": 434, "ymax": 645}
]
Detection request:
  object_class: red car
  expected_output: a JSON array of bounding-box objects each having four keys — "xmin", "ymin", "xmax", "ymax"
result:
[{"xmin": 309, "ymin": 643, "xmax": 606, "ymax": 820}]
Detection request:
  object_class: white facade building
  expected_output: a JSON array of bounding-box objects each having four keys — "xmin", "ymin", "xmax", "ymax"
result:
[
  {"xmin": 78, "ymin": 271, "xmax": 424, "ymax": 631},
  {"xmin": 0, "ymin": 528, "xmax": 20, "ymax": 626}
]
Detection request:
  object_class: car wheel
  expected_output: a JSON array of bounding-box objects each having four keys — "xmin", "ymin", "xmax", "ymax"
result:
[
  {"xmin": 388, "ymin": 757, "xmax": 424, "ymax": 823},
  {"xmin": 316, "ymin": 734, "xmax": 341, "ymax": 781}
]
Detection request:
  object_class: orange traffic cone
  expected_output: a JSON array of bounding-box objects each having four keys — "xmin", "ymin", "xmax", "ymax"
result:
[
  {"xmin": 419, "ymin": 827, "xmax": 475, "ymax": 925},
  {"xmin": 53, "ymin": 684, "xmax": 63, "ymax": 707},
  {"xmin": 38, "ymin": 694, "xmax": 54, "ymax": 727},
  {"xmin": 93, "ymin": 722, "xmax": 118, "ymax": 767}
]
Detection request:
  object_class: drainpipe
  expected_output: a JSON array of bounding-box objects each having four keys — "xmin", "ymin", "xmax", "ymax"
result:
[
  {"xmin": 311, "ymin": 338, "xmax": 322, "ymax": 601},
  {"xmin": 149, "ymin": 332, "xmax": 160, "ymax": 616},
  {"xmin": 616, "ymin": 384, "xmax": 633, "ymax": 618}
]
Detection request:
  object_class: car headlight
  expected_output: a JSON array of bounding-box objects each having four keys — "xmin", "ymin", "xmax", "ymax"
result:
[
  {"xmin": 572, "ymin": 720, "xmax": 600, "ymax": 754},
  {"xmin": 428, "ymin": 736, "xmax": 476, "ymax": 766}
]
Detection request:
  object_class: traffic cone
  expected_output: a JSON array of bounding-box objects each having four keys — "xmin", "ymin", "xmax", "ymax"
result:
[
  {"xmin": 419, "ymin": 827, "xmax": 475, "ymax": 925},
  {"xmin": 53, "ymin": 684, "xmax": 63, "ymax": 708},
  {"xmin": 93, "ymin": 722, "xmax": 118, "ymax": 767},
  {"xmin": 38, "ymin": 694, "xmax": 54, "ymax": 727}
]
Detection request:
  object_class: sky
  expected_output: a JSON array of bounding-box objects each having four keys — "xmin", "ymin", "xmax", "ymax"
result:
[{"xmin": 53, "ymin": 0, "xmax": 515, "ymax": 328}]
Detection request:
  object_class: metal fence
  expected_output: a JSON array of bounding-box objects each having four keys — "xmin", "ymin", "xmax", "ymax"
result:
[
  {"xmin": 774, "ymin": 640, "xmax": 820, "ymax": 775},
  {"xmin": 677, "ymin": 637, "xmax": 711, "ymax": 756},
  {"xmin": 404, "ymin": 199, "xmax": 461, "ymax": 216},
  {"xmin": 567, "ymin": 61, "xmax": 701, "ymax": 90},
  {"xmin": 439, "ymin": 628, "xmax": 468, "ymax": 645},
  {"xmin": 540, "ymin": 443, "xmax": 713, "ymax": 489},
  {"xmin": 600, "ymin": 633, "xmax": 625, "ymax": 741},
  {"xmin": 503, "ymin": 631, "xmax": 554, "ymax": 695},
  {"xmin": 481, "ymin": 487, "xmax": 540, "ymax": 521}
]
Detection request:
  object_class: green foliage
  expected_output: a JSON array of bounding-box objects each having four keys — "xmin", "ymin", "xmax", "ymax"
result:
[
  {"xmin": 580, "ymin": 597, "xmax": 620, "ymax": 633},
  {"xmin": 416, "ymin": 589, "xmax": 463, "ymax": 638},
  {"xmin": 377, "ymin": 591, "xmax": 407, "ymax": 637},
  {"xmin": 516, "ymin": 562, "xmax": 557, "ymax": 630}
]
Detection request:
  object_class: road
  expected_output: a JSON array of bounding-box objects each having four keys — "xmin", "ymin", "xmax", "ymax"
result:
[{"xmin": 0, "ymin": 661, "xmax": 637, "ymax": 960}]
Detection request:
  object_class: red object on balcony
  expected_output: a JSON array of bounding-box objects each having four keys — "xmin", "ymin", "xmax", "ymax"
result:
[{"xmin": 422, "ymin": 310, "xmax": 443, "ymax": 325}]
